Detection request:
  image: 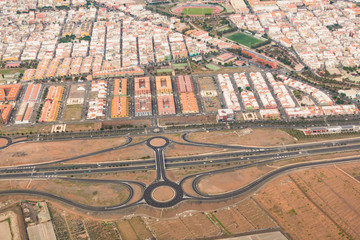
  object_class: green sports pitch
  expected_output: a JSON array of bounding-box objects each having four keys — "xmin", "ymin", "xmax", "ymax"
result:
[
  {"xmin": 226, "ymin": 32, "xmax": 265, "ymax": 47},
  {"xmin": 182, "ymin": 7, "xmax": 213, "ymax": 15}
]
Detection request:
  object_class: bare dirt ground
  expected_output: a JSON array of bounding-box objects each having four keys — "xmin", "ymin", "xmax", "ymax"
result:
[
  {"xmin": 0, "ymin": 211, "xmax": 20, "ymax": 240},
  {"xmin": 337, "ymin": 162, "xmax": 360, "ymax": 177},
  {"xmin": 64, "ymin": 122, "xmax": 101, "ymax": 132},
  {"xmin": 159, "ymin": 114, "xmax": 216, "ymax": 126},
  {"xmin": 253, "ymin": 163, "xmax": 360, "ymax": 239},
  {"xmin": 102, "ymin": 119, "xmax": 152, "ymax": 128},
  {"xmin": 152, "ymin": 186, "xmax": 175, "ymax": 202},
  {"xmin": 187, "ymin": 128, "xmax": 297, "ymax": 147},
  {"xmin": 65, "ymin": 142, "xmax": 154, "ymax": 163},
  {"xmin": 270, "ymin": 150, "xmax": 360, "ymax": 168},
  {"xmin": 290, "ymin": 165, "xmax": 360, "ymax": 238},
  {"xmin": 165, "ymin": 143, "xmax": 223, "ymax": 157},
  {"xmin": 211, "ymin": 198, "xmax": 277, "ymax": 234},
  {"xmin": 150, "ymin": 138, "xmax": 166, "ymax": 147},
  {"xmin": 0, "ymin": 137, "xmax": 126, "ymax": 167},
  {"xmin": 117, "ymin": 217, "xmax": 153, "ymax": 240},
  {"xmin": 1, "ymin": 124, "xmax": 52, "ymax": 135},
  {"xmin": 197, "ymin": 165, "xmax": 274, "ymax": 195},
  {"xmin": 146, "ymin": 212, "xmax": 222, "ymax": 240},
  {"xmin": 0, "ymin": 179, "xmax": 130, "ymax": 207},
  {"xmin": 0, "ymin": 138, "xmax": 8, "ymax": 147},
  {"xmin": 75, "ymin": 171, "xmax": 156, "ymax": 185}
]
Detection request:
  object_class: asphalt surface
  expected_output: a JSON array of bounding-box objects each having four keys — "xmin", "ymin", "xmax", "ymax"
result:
[
  {"xmin": 1, "ymin": 134, "xmax": 360, "ymax": 210},
  {"xmin": 144, "ymin": 137, "xmax": 184, "ymax": 208}
]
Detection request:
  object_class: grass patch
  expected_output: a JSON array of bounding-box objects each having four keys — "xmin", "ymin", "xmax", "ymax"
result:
[
  {"xmin": 226, "ymin": 32, "xmax": 264, "ymax": 47},
  {"xmin": 172, "ymin": 63, "xmax": 187, "ymax": 69},
  {"xmin": 157, "ymin": 69, "xmax": 173, "ymax": 74},
  {"xmin": 63, "ymin": 104, "xmax": 83, "ymax": 121},
  {"xmin": 206, "ymin": 64, "xmax": 220, "ymax": 71},
  {"xmin": 0, "ymin": 68, "xmax": 25, "ymax": 75},
  {"xmin": 182, "ymin": 7, "xmax": 213, "ymax": 15}
]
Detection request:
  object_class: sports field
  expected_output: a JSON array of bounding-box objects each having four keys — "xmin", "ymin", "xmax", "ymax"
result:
[
  {"xmin": 182, "ymin": 7, "xmax": 213, "ymax": 15},
  {"xmin": 226, "ymin": 32, "xmax": 265, "ymax": 47}
]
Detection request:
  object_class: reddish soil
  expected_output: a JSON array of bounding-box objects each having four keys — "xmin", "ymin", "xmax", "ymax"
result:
[
  {"xmin": 66, "ymin": 143, "xmax": 154, "ymax": 163},
  {"xmin": 150, "ymin": 138, "xmax": 167, "ymax": 147},
  {"xmin": 0, "ymin": 138, "xmax": 8, "ymax": 147},
  {"xmin": 271, "ymin": 151, "xmax": 360, "ymax": 167},
  {"xmin": 0, "ymin": 179, "xmax": 130, "ymax": 207},
  {"xmin": 117, "ymin": 217, "xmax": 153, "ymax": 240},
  {"xmin": 159, "ymin": 114, "xmax": 216, "ymax": 126},
  {"xmin": 253, "ymin": 163, "xmax": 360, "ymax": 239},
  {"xmin": 187, "ymin": 128, "xmax": 296, "ymax": 147},
  {"xmin": 212, "ymin": 198, "xmax": 277, "ymax": 234},
  {"xmin": 75, "ymin": 171, "xmax": 156, "ymax": 185},
  {"xmin": 0, "ymin": 138, "xmax": 126, "ymax": 167},
  {"xmin": 197, "ymin": 165, "xmax": 273, "ymax": 195},
  {"xmin": 290, "ymin": 165, "xmax": 360, "ymax": 237},
  {"xmin": 165, "ymin": 143, "xmax": 224, "ymax": 157},
  {"xmin": 152, "ymin": 186, "xmax": 175, "ymax": 202},
  {"xmin": 146, "ymin": 212, "xmax": 221, "ymax": 240}
]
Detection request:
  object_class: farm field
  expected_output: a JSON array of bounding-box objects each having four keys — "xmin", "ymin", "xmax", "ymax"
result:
[
  {"xmin": 254, "ymin": 163, "xmax": 360, "ymax": 239},
  {"xmin": 182, "ymin": 7, "xmax": 213, "ymax": 15},
  {"xmin": 226, "ymin": 32, "xmax": 265, "ymax": 47}
]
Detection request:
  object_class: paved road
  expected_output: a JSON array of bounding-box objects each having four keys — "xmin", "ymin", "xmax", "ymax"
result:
[{"xmin": 1, "ymin": 134, "xmax": 360, "ymax": 210}]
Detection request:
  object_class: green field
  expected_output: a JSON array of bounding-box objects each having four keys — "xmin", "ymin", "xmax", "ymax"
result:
[
  {"xmin": 172, "ymin": 63, "xmax": 187, "ymax": 69},
  {"xmin": 226, "ymin": 32, "xmax": 265, "ymax": 47},
  {"xmin": 182, "ymin": 7, "xmax": 213, "ymax": 15},
  {"xmin": 206, "ymin": 64, "xmax": 220, "ymax": 71},
  {"xmin": 157, "ymin": 69, "xmax": 173, "ymax": 74}
]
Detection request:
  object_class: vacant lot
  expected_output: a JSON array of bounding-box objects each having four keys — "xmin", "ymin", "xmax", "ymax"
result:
[
  {"xmin": 197, "ymin": 165, "xmax": 273, "ymax": 195},
  {"xmin": 68, "ymin": 142, "xmax": 154, "ymax": 163},
  {"xmin": 254, "ymin": 163, "xmax": 360, "ymax": 239},
  {"xmin": 187, "ymin": 128, "xmax": 296, "ymax": 147},
  {"xmin": 63, "ymin": 105, "xmax": 83, "ymax": 121},
  {"xmin": 0, "ymin": 137, "xmax": 126, "ymax": 166},
  {"xmin": 211, "ymin": 198, "xmax": 277, "ymax": 234},
  {"xmin": 147, "ymin": 212, "xmax": 221, "ymax": 240},
  {"xmin": 197, "ymin": 76, "xmax": 221, "ymax": 113},
  {"xmin": 0, "ymin": 179, "xmax": 130, "ymax": 207},
  {"xmin": 226, "ymin": 32, "xmax": 265, "ymax": 47},
  {"xmin": 117, "ymin": 217, "xmax": 153, "ymax": 240}
]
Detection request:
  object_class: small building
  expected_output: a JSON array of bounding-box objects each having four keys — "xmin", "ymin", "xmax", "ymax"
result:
[
  {"xmin": 217, "ymin": 109, "xmax": 235, "ymax": 122},
  {"xmin": 192, "ymin": 55, "xmax": 203, "ymax": 62},
  {"xmin": 259, "ymin": 108, "xmax": 280, "ymax": 119},
  {"xmin": 212, "ymin": 53, "xmax": 237, "ymax": 65},
  {"xmin": 302, "ymin": 125, "xmax": 360, "ymax": 135}
]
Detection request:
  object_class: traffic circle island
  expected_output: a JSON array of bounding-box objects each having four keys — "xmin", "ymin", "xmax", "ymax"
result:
[
  {"xmin": 152, "ymin": 185, "xmax": 176, "ymax": 202},
  {"xmin": 143, "ymin": 181, "xmax": 184, "ymax": 208},
  {"xmin": 146, "ymin": 136, "xmax": 170, "ymax": 148}
]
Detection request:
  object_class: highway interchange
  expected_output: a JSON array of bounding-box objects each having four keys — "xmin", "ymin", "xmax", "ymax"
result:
[{"xmin": 0, "ymin": 132, "xmax": 360, "ymax": 211}]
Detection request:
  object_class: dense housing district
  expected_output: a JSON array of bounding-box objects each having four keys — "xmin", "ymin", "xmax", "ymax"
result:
[
  {"xmin": 0, "ymin": 0, "xmax": 360, "ymax": 128},
  {"xmin": 0, "ymin": 72, "xmax": 359, "ymax": 125}
]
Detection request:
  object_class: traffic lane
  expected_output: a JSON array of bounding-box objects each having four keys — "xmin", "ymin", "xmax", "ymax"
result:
[{"xmin": 190, "ymin": 156, "xmax": 360, "ymax": 199}]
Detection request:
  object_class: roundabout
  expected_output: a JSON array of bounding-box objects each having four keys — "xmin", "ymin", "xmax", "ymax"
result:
[
  {"xmin": 143, "ymin": 181, "xmax": 183, "ymax": 208},
  {"xmin": 152, "ymin": 185, "xmax": 176, "ymax": 202},
  {"xmin": 146, "ymin": 136, "xmax": 170, "ymax": 149}
]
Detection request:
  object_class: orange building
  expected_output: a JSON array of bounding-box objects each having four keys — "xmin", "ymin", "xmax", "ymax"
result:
[
  {"xmin": 241, "ymin": 48, "xmax": 277, "ymax": 68},
  {"xmin": 157, "ymin": 95, "xmax": 176, "ymax": 115},
  {"xmin": 111, "ymin": 78, "xmax": 129, "ymax": 118},
  {"xmin": 39, "ymin": 86, "xmax": 64, "ymax": 122},
  {"xmin": 0, "ymin": 84, "xmax": 21, "ymax": 101},
  {"xmin": 156, "ymin": 76, "xmax": 173, "ymax": 94},
  {"xmin": 134, "ymin": 77, "xmax": 151, "ymax": 95},
  {"xmin": 180, "ymin": 92, "xmax": 199, "ymax": 114},
  {"xmin": 0, "ymin": 104, "xmax": 12, "ymax": 124}
]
